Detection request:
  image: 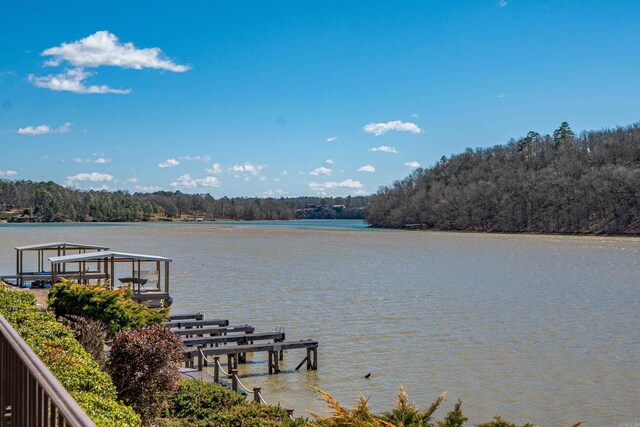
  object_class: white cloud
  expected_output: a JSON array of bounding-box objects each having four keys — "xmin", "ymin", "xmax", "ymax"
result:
[
  {"xmin": 135, "ymin": 185, "xmax": 162, "ymax": 192},
  {"xmin": 260, "ymin": 189, "xmax": 288, "ymax": 198},
  {"xmin": 29, "ymin": 68, "xmax": 130, "ymax": 94},
  {"xmin": 324, "ymin": 159, "xmax": 334, "ymax": 165},
  {"xmin": 124, "ymin": 177, "xmax": 138, "ymax": 184},
  {"xmin": 0, "ymin": 170, "xmax": 18, "ymax": 176},
  {"xmin": 280, "ymin": 170, "xmax": 289, "ymax": 176},
  {"xmin": 309, "ymin": 166, "xmax": 332, "ymax": 176},
  {"xmin": 498, "ymin": 0, "xmax": 507, "ymax": 7},
  {"xmin": 498, "ymin": 92, "xmax": 507, "ymax": 98},
  {"xmin": 405, "ymin": 161, "xmax": 421, "ymax": 168},
  {"xmin": 42, "ymin": 31, "xmax": 190, "ymax": 72},
  {"xmin": 179, "ymin": 155, "xmax": 211, "ymax": 162},
  {"xmin": 65, "ymin": 172, "xmax": 113, "ymax": 186},
  {"xmin": 18, "ymin": 125, "xmax": 50, "ymax": 135},
  {"xmin": 205, "ymin": 162, "xmax": 223, "ymax": 175},
  {"xmin": 170, "ymin": 174, "xmax": 220, "ymax": 189},
  {"xmin": 362, "ymin": 120, "xmax": 422, "ymax": 136},
  {"xmin": 75, "ymin": 156, "xmax": 111, "ymax": 164},
  {"xmin": 369, "ymin": 146, "xmax": 398, "ymax": 154},
  {"xmin": 326, "ymin": 136, "xmax": 337, "ymax": 142},
  {"xmin": 308, "ymin": 179, "xmax": 364, "ymax": 192},
  {"xmin": 358, "ymin": 165, "xmax": 376, "ymax": 173},
  {"xmin": 18, "ymin": 122, "xmax": 71, "ymax": 135},
  {"xmin": 31, "ymin": 68, "xmax": 131, "ymax": 94},
  {"xmin": 158, "ymin": 158, "xmax": 180, "ymax": 168},
  {"xmin": 229, "ymin": 162, "xmax": 265, "ymax": 177},
  {"xmin": 410, "ymin": 113, "xmax": 420, "ymax": 119}
]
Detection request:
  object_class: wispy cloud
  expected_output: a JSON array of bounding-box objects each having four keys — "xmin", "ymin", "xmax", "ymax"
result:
[
  {"xmin": 309, "ymin": 166, "xmax": 332, "ymax": 176},
  {"xmin": 74, "ymin": 156, "xmax": 111, "ymax": 164},
  {"xmin": 362, "ymin": 120, "xmax": 422, "ymax": 136},
  {"xmin": 65, "ymin": 172, "xmax": 113, "ymax": 186},
  {"xmin": 124, "ymin": 177, "xmax": 138, "ymax": 184},
  {"xmin": 308, "ymin": 179, "xmax": 364, "ymax": 192},
  {"xmin": 498, "ymin": 0, "xmax": 507, "ymax": 7},
  {"xmin": 135, "ymin": 185, "xmax": 162, "ymax": 193},
  {"xmin": 358, "ymin": 165, "xmax": 376, "ymax": 173},
  {"xmin": 18, "ymin": 122, "xmax": 71, "ymax": 136},
  {"xmin": 410, "ymin": 113, "xmax": 420, "ymax": 119},
  {"xmin": 324, "ymin": 159, "xmax": 334, "ymax": 165},
  {"xmin": 0, "ymin": 170, "xmax": 18, "ymax": 176},
  {"xmin": 369, "ymin": 146, "xmax": 398, "ymax": 154},
  {"xmin": 326, "ymin": 136, "xmax": 337, "ymax": 142},
  {"xmin": 170, "ymin": 174, "xmax": 220, "ymax": 189},
  {"xmin": 404, "ymin": 161, "xmax": 421, "ymax": 168},
  {"xmin": 260, "ymin": 189, "xmax": 288, "ymax": 198},
  {"xmin": 179, "ymin": 154, "xmax": 211, "ymax": 162},
  {"xmin": 29, "ymin": 68, "xmax": 130, "ymax": 94},
  {"xmin": 41, "ymin": 31, "xmax": 190, "ymax": 72},
  {"xmin": 158, "ymin": 158, "xmax": 180, "ymax": 168},
  {"xmin": 205, "ymin": 162, "xmax": 223, "ymax": 175}
]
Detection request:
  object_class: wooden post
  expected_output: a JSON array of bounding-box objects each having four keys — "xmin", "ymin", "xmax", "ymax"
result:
[
  {"xmin": 230, "ymin": 370, "xmax": 238, "ymax": 392},
  {"xmin": 233, "ymin": 354, "xmax": 238, "ymax": 369},
  {"xmin": 306, "ymin": 348, "xmax": 311, "ymax": 370},
  {"xmin": 286, "ymin": 409, "xmax": 294, "ymax": 418},
  {"xmin": 253, "ymin": 388, "xmax": 261, "ymax": 403},
  {"xmin": 213, "ymin": 357, "xmax": 220, "ymax": 383},
  {"xmin": 268, "ymin": 351, "xmax": 273, "ymax": 374},
  {"xmin": 313, "ymin": 348, "xmax": 318, "ymax": 370},
  {"xmin": 274, "ymin": 352, "xmax": 280, "ymax": 373},
  {"xmin": 197, "ymin": 346, "xmax": 203, "ymax": 371}
]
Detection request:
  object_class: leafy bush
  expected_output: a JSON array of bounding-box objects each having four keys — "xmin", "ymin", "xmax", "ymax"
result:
[
  {"xmin": 107, "ymin": 325, "xmax": 184, "ymax": 424},
  {"xmin": 0, "ymin": 285, "xmax": 140, "ymax": 427},
  {"xmin": 48, "ymin": 280, "xmax": 168, "ymax": 337},
  {"xmin": 157, "ymin": 379, "xmax": 306, "ymax": 427}
]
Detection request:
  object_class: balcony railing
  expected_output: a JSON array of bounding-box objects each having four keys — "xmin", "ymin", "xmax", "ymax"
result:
[{"xmin": 0, "ymin": 314, "xmax": 96, "ymax": 427}]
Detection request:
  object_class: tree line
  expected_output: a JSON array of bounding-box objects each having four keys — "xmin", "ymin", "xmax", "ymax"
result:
[
  {"xmin": 0, "ymin": 181, "xmax": 367, "ymax": 222},
  {"xmin": 366, "ymin": 121, "xmax": 640, "ymax": 235}
]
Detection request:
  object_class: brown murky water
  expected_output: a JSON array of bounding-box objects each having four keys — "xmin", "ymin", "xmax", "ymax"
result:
[{"xmin": 1, "ymin": 221, "xmax": 639, "ymax": 426}]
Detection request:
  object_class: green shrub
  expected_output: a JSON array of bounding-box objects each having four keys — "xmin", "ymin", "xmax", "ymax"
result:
[
  {"xmin": 48, "ymin": 280, "xmax": 168, "ymax": 337},
  {"xmin": 157, "ymin": 379, "xmax": 306, "ymax": 427},
  {"xmin": 0, "ymin": 285, "xmax": 140, "ymax": 427},
  {"xmin": 107, "ymin": 325, "xmax": 184, "ymax": 425}
]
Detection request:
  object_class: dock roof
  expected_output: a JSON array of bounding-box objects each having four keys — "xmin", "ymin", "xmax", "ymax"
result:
[
  {"xmin": 15, "ymin": 242, "xmax": 110, "ymax": 251},
  {"xmin": 49, "ymin": 251, "xmax": 172, "ymax": 264}
]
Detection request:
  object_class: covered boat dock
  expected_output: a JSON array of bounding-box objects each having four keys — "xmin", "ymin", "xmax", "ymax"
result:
[
  {"xmin": 48, "ymin": 251, "xmax": 173, "ymax": 307},
  {"xmin": 6, "ymin": 242, "xmax": 109, "ymax": 286}
]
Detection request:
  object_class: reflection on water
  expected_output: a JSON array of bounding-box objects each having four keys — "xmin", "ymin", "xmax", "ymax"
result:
[{"xmin": 0, "ymin": 222, "xmax": 639, "ymax": 426}]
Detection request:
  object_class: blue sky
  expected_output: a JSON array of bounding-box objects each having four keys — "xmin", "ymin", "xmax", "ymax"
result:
[{"xmin": 1, "ymin": 1, "xmax": 640, "ymax": 197}]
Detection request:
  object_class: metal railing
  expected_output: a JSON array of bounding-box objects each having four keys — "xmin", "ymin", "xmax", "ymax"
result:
[{"xmin": 0, "ymin": 315, "xmax": 96, "ymax": 427}]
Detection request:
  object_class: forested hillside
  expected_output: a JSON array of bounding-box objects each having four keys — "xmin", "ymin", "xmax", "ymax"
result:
[
  {"xmin": 366, "ymin": 122, "xmax": 640, "ymax": 234},
  {"xmin": 0, "ymin": 181, "xmax": 367, "ymax": 222}
]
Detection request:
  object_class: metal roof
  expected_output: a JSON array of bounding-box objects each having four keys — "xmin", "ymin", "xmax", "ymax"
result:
[
  {"xmin": 49, "ymin": 251, "xmax": 172, "ymax": 264},
  {"xmin": 15, "ymin": 242, "xmax": 110, "ymax": 251}
]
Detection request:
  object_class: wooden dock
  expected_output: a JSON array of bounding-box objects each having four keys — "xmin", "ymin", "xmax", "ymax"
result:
[
  {"xmin": 172, "ymin": 324, "xmax": 255, "ymax": 337},
  {"xmin": 166, "ymin": 318, "xmax": 230, "ymax": 328},
  {"xmin": 182, "ymin": 331, "xmax": 285, "ymax": 348}
]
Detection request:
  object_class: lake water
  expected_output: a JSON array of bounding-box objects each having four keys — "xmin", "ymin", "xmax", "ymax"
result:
[{"xmin": 1, "ymin": 221, "xmax": 638, "ymax": 426}]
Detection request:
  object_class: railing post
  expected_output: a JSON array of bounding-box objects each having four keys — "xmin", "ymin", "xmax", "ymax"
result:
[
  {"xmin": 253, "ymin": 388, "xmax": 261, "ymax": 403},
  {"xmin": 197, "ymin": 346, "xmax": 203, "ymax": 371},
  {"xmin": 230, "ymin": 370, "xmax": 238, "ymax": 392},
  {"xmin": 213, "ymin": 357, "xmax": 220, "ymax": 383}
]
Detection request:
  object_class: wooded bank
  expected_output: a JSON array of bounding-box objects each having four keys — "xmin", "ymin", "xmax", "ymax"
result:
[{"xmin": 366, "ymin": 122, "xmax": 640, "ymax": 235}]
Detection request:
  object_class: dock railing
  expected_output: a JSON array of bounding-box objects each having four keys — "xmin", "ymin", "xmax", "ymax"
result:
[{"xmin": 0, "ymin": 314, "xmax": 96, "ymax": 427}]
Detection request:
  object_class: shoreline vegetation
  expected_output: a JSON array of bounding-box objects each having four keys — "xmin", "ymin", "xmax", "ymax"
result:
[
  {"xmin": 3, "ymin": 121, "xmax": 640, "ymax": 237},
  {"xmin": 368, "ymin": 122, "xmax": 640, "ymax": 235}
]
